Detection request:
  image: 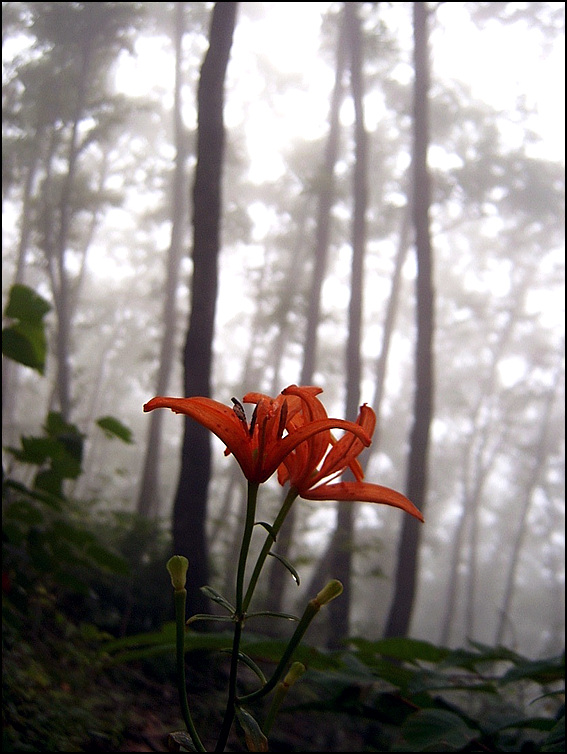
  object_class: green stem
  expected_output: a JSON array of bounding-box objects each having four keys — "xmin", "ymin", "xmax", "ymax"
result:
[
  {"xmin": 173, "ymin": 588, "xmax": 206, "ymax": 753},
  {"xmin": 215, "ymin": 481, "xmax": 259, "ymax": 753},
  {"xmin": 238, "ymin": 596, "xmax": 321, "ymax": 704},
  {"xmin": 242, "ymin": 488, "xmax": 299, "ymax": 613}
]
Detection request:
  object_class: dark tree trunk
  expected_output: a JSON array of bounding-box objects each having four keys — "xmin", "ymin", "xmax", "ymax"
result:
[
  {"xmin": 328, "ymin": 0, "xmax": 368, "ymax": 648},
  {"xmin": 384, "ymin": 1, "xmax": 434, "ymax": 638},
  {"xmin": 138, "ymin": 2, "xmax": 189, "ymax": 519},
  {"xmin": 172, "ymin": 2, "xmax": 237, "ymax": 617}
]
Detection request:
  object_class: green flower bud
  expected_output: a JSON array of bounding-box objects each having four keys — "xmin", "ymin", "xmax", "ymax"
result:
[
  {"xmin": 167, "ymin": 555, "xmax": 189, "ymax": 591},
  {"xmin": 315, "ymin": 579, "xmax": 343, "ymax": 606},
  {"xmin": 283, "ymin": 662, "xmax": 306, "ymax": 688}
]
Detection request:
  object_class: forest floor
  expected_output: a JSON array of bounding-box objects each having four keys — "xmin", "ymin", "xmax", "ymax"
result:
[{"xmin": 3, "ymin": 625, "xmax": 370, "ymax": 753}]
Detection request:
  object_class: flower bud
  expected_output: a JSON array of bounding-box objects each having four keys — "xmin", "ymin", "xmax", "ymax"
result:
[
  {"xmin": 283, "ymin": 662, "xmax": 306, "ymax": 688},
  {"xmin": 315, "ymin": 579, "xmax": 343, "ymax": 606},
  {"xmin": 167, "ymin": 555, "xmax": 189, "ymax": 591}
]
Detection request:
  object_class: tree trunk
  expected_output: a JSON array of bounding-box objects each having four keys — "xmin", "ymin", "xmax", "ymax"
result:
[
  {"xmin": 172, "ymin": 2, "xmax": 237, "ymax": 618},
  {"xmin": 495, "ymin": 353, "xmax": 563, "ymax": 645},
  {"xmin": 2, "ymin": 131, "xmax": 43, "ymax": 437},
  {"xmin": 384, "ymin": 1, "xmax": 434, "ymax": 639},
  {"xmin": 440, "ymin": 274, "xmax": 530, "ymax": 644},
  {"xmin": 138, "ymin": 2, "xmax": 189, "ymax": 519},
  {"xmin": 328, "ymin": 0, "xmax": 368, "ymax": 648},
  {"xmin": 53, "ymin": 39, "xmax": 93, "ymax": 421},
  {"xmin": 264, "ymin": 7, "xmax": 348, "ymax": 619}
]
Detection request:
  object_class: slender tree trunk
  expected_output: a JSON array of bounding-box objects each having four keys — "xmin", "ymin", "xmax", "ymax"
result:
[
  {"xmin": 328, "ymin": 0, "xmax": 368, "ymax": 648},
  {"xmin": 368, "ymin": 206, "xmax": 411, "ymax": 456},
  {"xmin": 264, "ymin": 8, "xmax": 348, "ymax": 618},
  {"xmin": 52, "ymin": 40, "xmax": 93, "ymax": 421},
  {"xmin": 495, "ymin": 354, "xmax": 563, "ymax": 645},
  {"xmin": 440, "ymin": 275, "xmax": 530, "ymax": 643},
  {"xmin": 138, "ymin": 2, "xmax": 189, "ymax": 519},
  {"xmin": 384, "ymin": 1, "xmax": 434, "ymax": 638},
  {"xmin": 2, "ymin": 131, "xmax": 43, "ymax": 435},
  {"xmin": 172, "ymin": 2, "xmax": 237, "ymax": 617}
]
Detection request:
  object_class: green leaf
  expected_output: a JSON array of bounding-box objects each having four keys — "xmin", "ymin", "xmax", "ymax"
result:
[
  {"xmin": 2, "ymin": 324, "xmax": 47, "ymax": 374},
  {"xmin": 3, "ymin": 479, "xmax": 63, "ymax": 510},
  {"xmin": 4, "ymin": 283, "xmax": 51, "ymax": 322},
  {"xmin": 96, "ymin": 416, "xmax": 134, "ymax": 444},
  {"xmin": 349, "ymin": 636, "xmax": 450, "ymax": 665},
  {"xmin": 168, "ymin": 730, "xmax": 198, "ymax": 752},
  {"xmin": 186, "ymin": 614, "xmax": 234, "ymax": 626},
  {"xmin": 267, "ymin": 551, "xmax": 300, "ymax": 585},
  {"xmin": 395, "ymin": 709, "xmax": 480, "ymax": 752},
  {"xmin": 246, "ymin": 611, "xmax": 299, "ymax": 622},
  {"xmin": 235, "ymin": 706, "xmax": 268, "ymax": 752},
  {"xmin": 85, "ymin": 541, "xmax": 130, "ymax": 575},
  {"xmin": 541, "ymin": 715, "xmax": 566, "ymax": 753},
  {"xmin": 255, "ymin": 521, "xmax": 277, "ymax": 541},
  {"xmin": 200, "ymin": 585, "xmax": 236, "ymax": 614},
  {"xmin": 500, "ymin": 653, "xmax": 565, "ymax": 685},
  {"xmin": 3, "ymin": 500, "xmax": 45, "ymax": 526},
  {"xmin": 2, "ymin": 284, "xmax": 51, "ymax": 373},
  {"xmin": 222, "ymin": 649, "xmax": 266, "ymax": 685},
  {"xmin": 34, "ymin": 468, "xmax": 63, "ymax": 496}
]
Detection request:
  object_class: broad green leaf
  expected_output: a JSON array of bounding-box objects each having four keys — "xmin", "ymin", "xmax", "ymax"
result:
[
  {"xmin": 500, "ymin": 653, "xmax": 565, "ymax": 685},
  {"xmin": 96, "ymin": 416, "xmax": 134, "ymax": 444},
  {"xmin": 541, "ymin": 715, "xmax": 566, "ymax": 752},
  {"xmin": 2, "ymin": 284, "xmax": 51, "ymax": 373},
  {"xmin": 349, "ymin": 636, "xmax": 449, "ymax": 665},
  {"xmin": 394, "ymin": 708, "xmax": 480, "ymax": 752},
  {"xmin": 53, "ymin": 570, "xmax": 90, "ymax": 595},
  {"xmin": 51, "ymin": 518, "xmax": 96, "ymax": 546},
  {"xmin": 4, "ymin": 283, "xmax": 51, "ymax": 322},
  {"xmin": 3, "ymin": 479, "xmax": 63, "ymax": 510},
  {"xmin": 2, "ymin": 324, "xmax": 47, "ymax": 373},
  {"xmin": 85, "ymin": 542, "xmax": 130, "ymax": 575},
  {"xmin": 34, "ymin": 468, "xmax": 64, "ymax": 496},
  {"xmin": 3, "ymin": 500, "xmax": 45, "ymax": 526}
]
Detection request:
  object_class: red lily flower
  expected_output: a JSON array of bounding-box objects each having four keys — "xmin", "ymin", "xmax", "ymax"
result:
[
  {"xmin": 278, "ymin": 401, "xmax": 424, "ymax": 522},
  {"xmin": 143, "ymin": 385, "xmax": 372, "ymax": 485}
]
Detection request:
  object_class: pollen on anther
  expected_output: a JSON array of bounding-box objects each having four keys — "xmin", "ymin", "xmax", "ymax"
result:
[{"xmin": 231, "ymin": 398, "xmax": 248, "ymax": 427}]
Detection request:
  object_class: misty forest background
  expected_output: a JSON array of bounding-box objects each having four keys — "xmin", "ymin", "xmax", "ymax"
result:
[{"xmin": 2, "ymin": 2, "xmax": 565, "ymax": 750}]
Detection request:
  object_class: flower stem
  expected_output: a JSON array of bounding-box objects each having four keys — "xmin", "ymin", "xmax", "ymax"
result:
[
  {"xmin": 215, "ymin": 481, "xmax": 259, "ymax": 753},
  {"xmin": 242, "ymin": 488, "xmax": 299, "ymax": 613},
  {"xmin": 237, "ymin": 595, "xmax": 322, "ymax": 704},
  {"xmin": 173, "ymin": 588, "xmax": 206, "ymax": 752}
]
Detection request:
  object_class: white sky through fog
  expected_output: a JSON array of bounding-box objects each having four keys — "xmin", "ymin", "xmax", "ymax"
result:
[{"xmin": 114, "ymin": 2, "xmax": 565, "ymax": 171}]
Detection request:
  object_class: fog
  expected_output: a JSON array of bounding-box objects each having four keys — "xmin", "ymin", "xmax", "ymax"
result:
[{"xmin": 2, "ymin": 1, "xmax": 564, "ymax": 660}]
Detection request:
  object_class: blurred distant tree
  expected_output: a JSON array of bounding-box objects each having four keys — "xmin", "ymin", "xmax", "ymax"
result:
[
  {"xmin": 171, "ymin": 1, "xmax": 238, "ymax": 616},
  {"xmin": 495, "ymin": 348, "xmax": 564, "ymax": 645},
  {"xmin": 385, "ymin": 1, "xmax": 434, "ymax": 639},
  {"xmin": 263, "ymin": 3, "xmax": 348, "ymax": 623},
  {"xmin": 2, "ymin": 2, "xmax": 142, "ymax": 425},
  {"xmin": 137, "ymin": 3, "xmax": 189, "ymax": 519},
  {"xmin": 328, "ymin": 0, "xmax": 369, "ymax": 648}
]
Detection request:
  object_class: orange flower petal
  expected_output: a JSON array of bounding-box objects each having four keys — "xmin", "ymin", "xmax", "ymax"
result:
[
  {"xmin": 301, "ymin": 481, "xmax": 424, "ymax": 522},
  {"xmin": 143, "ymin": 396, "xmax": 256, "ymax": 478}
]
